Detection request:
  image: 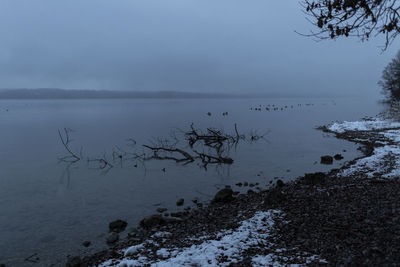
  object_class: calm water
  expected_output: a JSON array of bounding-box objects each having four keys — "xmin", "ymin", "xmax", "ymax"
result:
[{"xmin": 0, "ymin": 97, "xmax": 382, "ymax": 266}]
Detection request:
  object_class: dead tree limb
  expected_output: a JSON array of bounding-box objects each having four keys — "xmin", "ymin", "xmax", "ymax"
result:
[
  {"xmin": 142, "ymin": 145, "xmax": 195, "ymax": 163},
  {"xmin": 58, "ymin": 128, "xmax": 80, "ymax": 163}
]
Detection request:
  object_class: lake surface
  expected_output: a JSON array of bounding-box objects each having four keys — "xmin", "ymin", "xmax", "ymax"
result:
[{"xmin": 0, "ymin": 96, "xmax": 382, "ymax": 266}]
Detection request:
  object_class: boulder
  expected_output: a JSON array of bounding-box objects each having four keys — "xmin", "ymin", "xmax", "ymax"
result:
[
  {"xmin": 276, "ymin": 179, "xmax": 285, "ymax": 187},
  {"xmin": 66, "ymin": 256, "xmax": 81, "ymax": 267},
  {"xmin": 334, "ymin": 154, "xmax": 344, "ymax": 160},
  {"xmin": 212, "ymin": 188, "xmax": 234, "ymax": 203},
  {"xmin": 140, "ymin": 215, "xmax": 166, "ymax": 229},
  {"xmin": 106, "ymin": 232, "xmax": 119, "ymax": 244},
  {"xmin": 109, "ymin": 219, "xmax": 127, "ymax": 233},
  {"xmin": 82, "ymin": 241, "xmax": 91, "ymax": 247},
  {"xmin": 156, "ymin": 208, "xmax": 167, "ymax": 213},
  {"xmin": 320, "ymin": 155, "xmax": 333, "ymax": 164},
  {"xmin": 176, "ymin": 198, "xmax": 184, "ymax": 206}
]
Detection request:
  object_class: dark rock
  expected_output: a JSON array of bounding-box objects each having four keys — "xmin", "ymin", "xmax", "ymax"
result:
[
  {"xmin": 128, "ymin": 229, "xmax": 138, "ymax": 238},
  {"xmin": 106, "ymin": 232, "xmax": 119, "ymax": 244},
  {"xmin": 82, "ymin": 241, "xmax": 91, "ymax": 247},
  {"xmin": 165, "ymin": 217, "xmax": 183, "ymax": 223},
  {"xmin": 66, "ymin": 256, "xmax": 81, "ymax": 267},
  {"xmin": 156, "ymin": 208, "xmax": 167, "ymax": 213},
  {"xmin": 334, "ymin": 154, "xmax": 344, "ymax": 160},
  {"xmin": 212, "ymin": 188, "xmax": 234, "ymax": 203},
  {"xmin": 303, "ymin": 172, "xmax": 326, "ymax": 185},
  {"xmin": 0, "ymin": 264, "xmax": 5, "ymax": 267},
  {"xmin": 170, "ymin": 212, "xmax": 184, "ymax": 218},
  {"xmin": 140, "ymin": 215, "xmax": 166, "ymax": 229},
  {"xmin": 247, "ymin": 189, "xmax": 255, "ymax": 194},
  {"xmin": 232, "ymin": 191, "xmax": 240, "ymax": 195},
  {"xmin": 276, "ymin": 179, "xmax": 284, "ymax": 187},
  {"xmin": 265, "ymin": 189, "xmax": 286, "ymax": 203},
  {"xmin": 320, "ymin": 155, "xmax": 333, "ymax": 164},
  {"xmin": 236, "ymin": 182, "xmax": 243, "ymax": 187},
  {"xmin": 249, "ymin": 183, "xmax": 255, "ymax": 187},
  {"xmin": 109, "ymin": 219, "xmax": 127, "ymax": 233},
  {"xmin": 176, "ymin": 198, "xmax": 184, "ymax": 206}
]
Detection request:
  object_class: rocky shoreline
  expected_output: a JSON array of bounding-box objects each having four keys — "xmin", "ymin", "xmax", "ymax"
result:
[{"xmin": 70, "ymin": 117, "xmax": 400, "ymax": 266}]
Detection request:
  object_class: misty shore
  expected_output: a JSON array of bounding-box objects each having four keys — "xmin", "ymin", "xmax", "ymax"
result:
[
  {"xmin": 66, "ymin": 115, "xmax": 400, "ymax": 266},
  {"xmin": 0, "ymin": 89, "xmax": 251, "ymax": 100},
  {"xmin": 0, "ymin": 88, "xmax": 351, "ymax": 100}
]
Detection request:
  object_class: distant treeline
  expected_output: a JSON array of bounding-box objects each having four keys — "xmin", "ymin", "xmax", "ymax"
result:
[{"xmin": 0, "ymin": 88, "xmax": 244, "ymax": 99}]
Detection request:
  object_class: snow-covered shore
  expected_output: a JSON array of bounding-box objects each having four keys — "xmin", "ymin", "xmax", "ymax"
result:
[
  {"xmin": 327, "ymin": 117, "xmax": 400, "ymax": 178},
  {"xmin": 99, "ymin": 210, "xmax": 325, "ymax": 266},
  {"xmin": 82, "ymin": 116, "xmax": 400, "ymax": 267}
]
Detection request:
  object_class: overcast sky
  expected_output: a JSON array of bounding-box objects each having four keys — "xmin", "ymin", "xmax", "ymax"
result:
[{"xmin": 0, "ymin": 0, "xmax": 398, "ymax": 97}]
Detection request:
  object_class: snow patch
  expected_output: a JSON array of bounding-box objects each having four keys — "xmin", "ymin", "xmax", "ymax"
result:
[
  {"xmin": 100, "ymin": 210, "xmax": 323, "ymax": 266},
  {"xmin": 342, "ymin": 145, "xmax": 400, "ymax": 178},
  {"xmin": 328, "ymin": 118, "xmax": 400, "ymax": 178},
  {"xmin": 100, "ymin": 210, "xmax": 326, "ymax": 266},
  {"xmin": 328, "ymin": 118, "xmax": 400, "ymax": 133}
]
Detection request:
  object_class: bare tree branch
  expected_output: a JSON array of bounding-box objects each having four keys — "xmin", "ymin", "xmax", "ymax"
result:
[{"xmin": 301, "ymin": 0, "xmax": 400, "ymax": 50}]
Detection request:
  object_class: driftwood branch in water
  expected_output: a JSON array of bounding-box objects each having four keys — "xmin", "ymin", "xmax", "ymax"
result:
[
  {"xmin": 58, "ymin": 128, "xmax": 81, "ymax": 163},
  {"xmin": 142, "ymin": 145, "xmax": 195, "ymax": 163},
  {"xmin": 87, "ymin": 155, "xmax": 114, "ymax": 170},
  {"xmin": 57, "ymin": 123, "xmax": 269, "ymax": 171}
]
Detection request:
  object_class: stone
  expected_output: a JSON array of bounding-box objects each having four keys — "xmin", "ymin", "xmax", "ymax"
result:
[
  {"xmin": 66, "ymin": 256, "xmax": 81, "ymax": 267},
  {"xmin": 212, "ymin": 188, "xmax": 234, "ymax": 203},
  {"xmin": 176, "ymin": 198, "xmax": 184, "ymax": 206},
  {"xmin": 276, "ymin": 179, "xmax": 284, "ymax": 187},
  {"xmin": 156, "ymin": 208, "xmax": 167, "ymax": 213},
  {"xmin": 320, "ymin": 155, "xmax": 333, "ymax": 164},
  {"xmin": 304, "ymin": 172, "xmax": 326, "ymax": 185},
  {"xmin": 334, "ymin": 154, "xmax": 344, "ymax": 160},
  {"xmin": 82, "ymin": 241, "xmax": 91, "ymax": 247},
  {"xmin": 140, "ymin": 215, "xmax": 166, "ymax": 229},
  {"xmin": 109, "ymin": 219, "xmax": 127, "ymax": 233},
  {"xmin": 106, "ymin": 232, "xmax": 119, "ymax": 244}
]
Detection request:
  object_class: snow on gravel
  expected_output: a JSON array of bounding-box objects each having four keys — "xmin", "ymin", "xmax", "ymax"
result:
[
  {"xmin": 328, "ymin": 118, "xmax": 400, "ymax": 178},
  {"xmin": 328, "ymin": 118, "xmax": 400, "ymax": 133},
  {"xmin": 99, "ymin": 210, "xmax": 325, "ymax": 266}
]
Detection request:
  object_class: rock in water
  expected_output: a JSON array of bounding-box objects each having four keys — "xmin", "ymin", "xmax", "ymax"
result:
[
  {"xmin": 109, "ymin": 219, "xmax": 127, "ymax": 233},
  {"xmin": 176, "ymin": 198, "xmax": 184, "ymax": 206},
  {"xmin": 320, "ymin": 155, "xmax": 333, "ymax": 164},
  {"xmin": 334, "ymin": 154, "xmax": 344, "ymax": 160},
  {"xmin": 276, "ymin": 179, "xmax": 285, "ymax": 187},
  {"xmin": 106, "ymin": 232, "xmax": 119, "ymax": 244},
  {"xmin": 213, "ymin": 188, "xmax": 234, "ymax": 203},
  {"xmin": 156, "ymin": 208, "xmax": 167, "ymax": 213},
  {"xmin": 140, "ymin": 215, "xmax": 166, "ymax": 229},
  {"xmin": 82, "ymin": 241, "xmax": 91, "ymax": 247},
  {"xmin": 66, "ymin": 256, "xmax": 81, "ymax": 267}
]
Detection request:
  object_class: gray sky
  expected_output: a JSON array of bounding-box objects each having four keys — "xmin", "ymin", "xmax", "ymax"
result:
[{"xmin": 0, "ymin": 0, "xmax": 398, "ymax": 97}]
